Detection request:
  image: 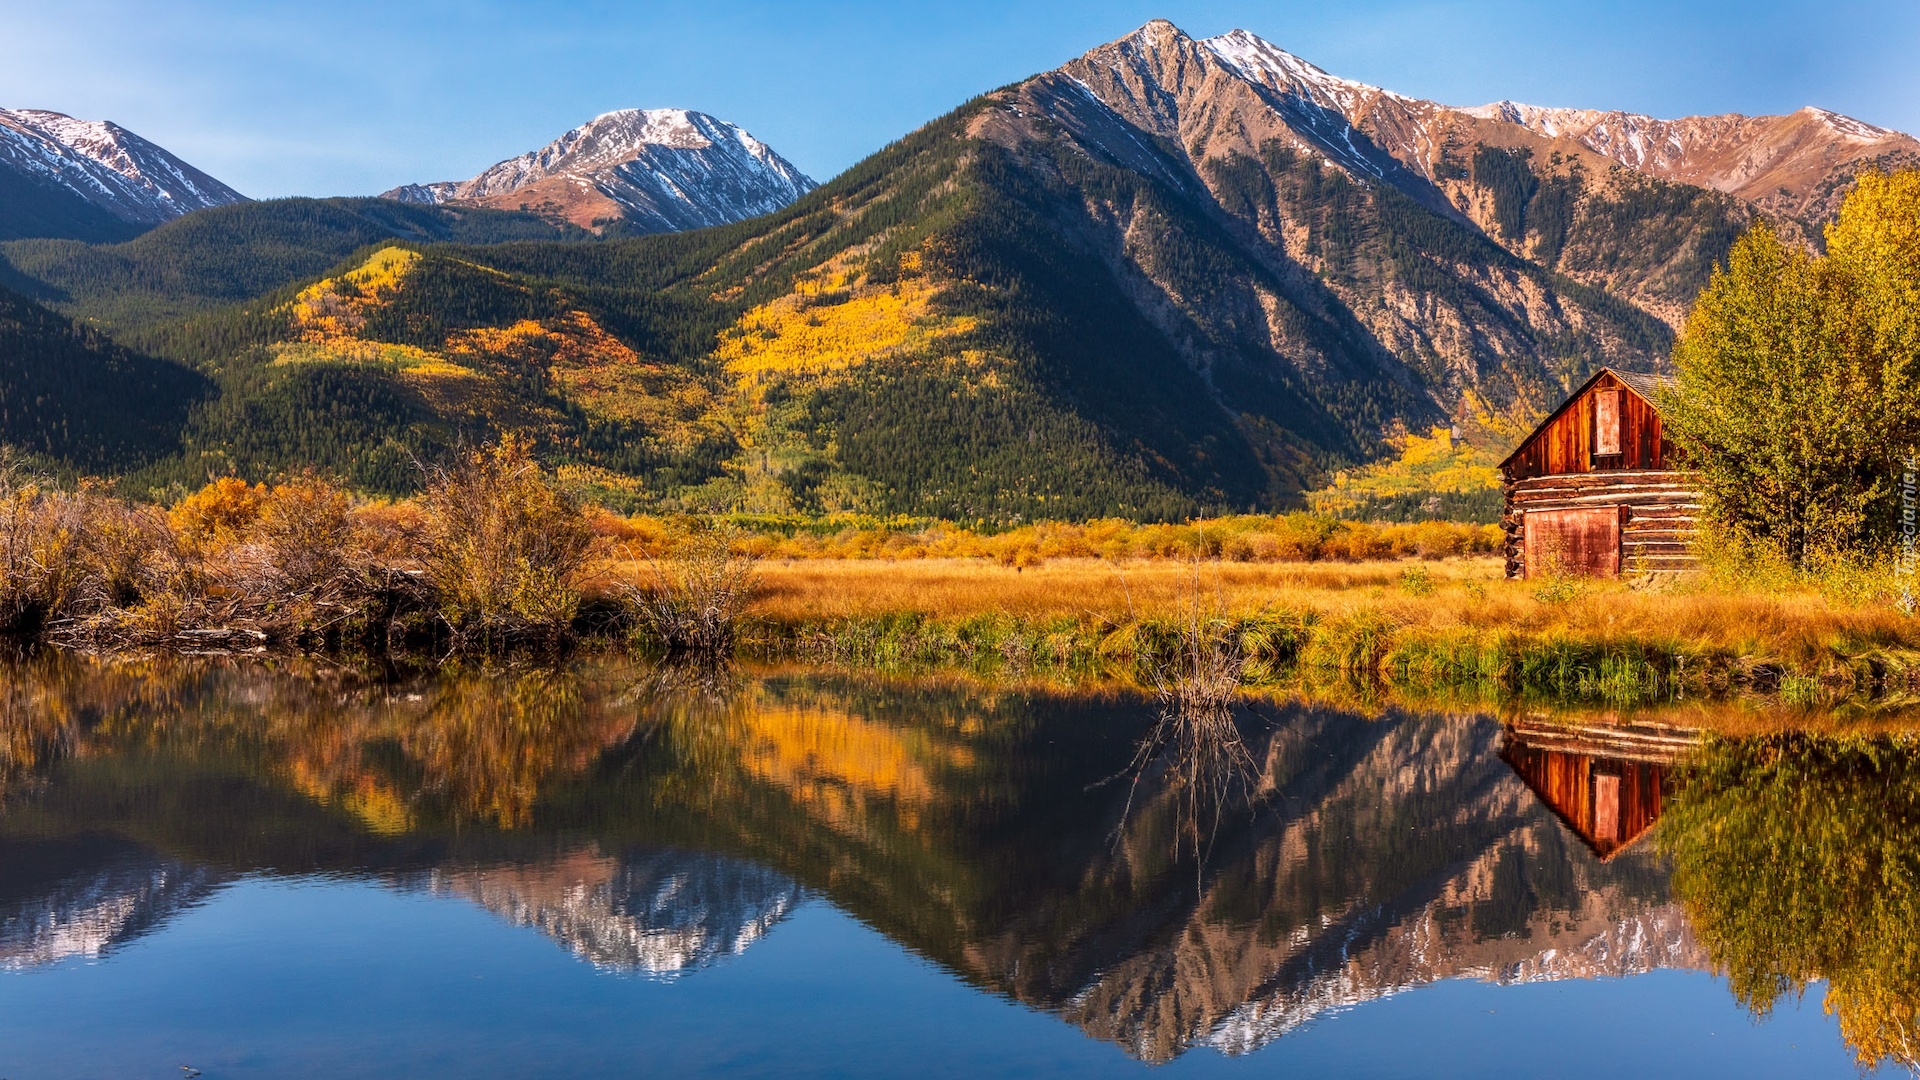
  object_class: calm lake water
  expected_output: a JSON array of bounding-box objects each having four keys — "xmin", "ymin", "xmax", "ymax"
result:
[{"xmin": 0, "ymin": 653, "xmax": 1902, "ymax": 1078}]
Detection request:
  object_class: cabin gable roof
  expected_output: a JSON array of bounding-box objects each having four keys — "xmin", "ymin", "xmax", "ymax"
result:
[{"xmin": 1499, "ymin": 367, "xmax": 1674, "ymax": 471}]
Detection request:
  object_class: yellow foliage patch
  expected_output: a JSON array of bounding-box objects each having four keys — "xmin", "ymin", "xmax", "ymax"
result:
[
  {"xmin": 444, "ymin": 319, "xmax": 556, "ymax": 363},
  {"xmin": 447, "ymin": 311, "xmax": 718, "ymax": 441},
  {"xmin": 287, "ymin": 246, "xmax": 421, "ymax": 341},
  {"xmin": 170, "ymin": 477, "xmax": 268, "ymax": 550},
  {"xmin": 272, "ymin": 246, "xmax": 700, "ymax": 440},
  {"xmin": 714, "ymin": 269, "xmax": 977, "ymax": 380},
  {"xmin": 552, "ymin": 463, "xmax": 655, "ymax": 505},
  {"xmin": 1308, "ymin": 427, "xmax": 1502, "ymax": 516},
  {"xmin": 269, "ymin": 339, "xmax": 449, "ymax": 371}
]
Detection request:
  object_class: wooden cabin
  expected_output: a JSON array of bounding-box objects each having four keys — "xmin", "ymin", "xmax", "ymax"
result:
[
  {"xmin": 1500, "ymin": 720, "xmax": 1695, "ymax": 861},
  {"xmin": 1499, "ymin": 368, "xmax": 1699, "ymax": 579}
]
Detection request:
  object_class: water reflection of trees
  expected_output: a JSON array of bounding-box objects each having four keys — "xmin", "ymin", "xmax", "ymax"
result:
[
  {"xmin": 1661, "ymin": 733, "xmax": 1920, "ymax": 1072},
  {"xmin": 0, "ymin": 652, "xmax": 644, "ymax": 832},
  {"xmin": 1116, "ymin": 698, "xmax": 1260, "ymax": 875},
  {"xmin": 0, "ymin": 655, "xmax": 1715, "ymax": 1063}
]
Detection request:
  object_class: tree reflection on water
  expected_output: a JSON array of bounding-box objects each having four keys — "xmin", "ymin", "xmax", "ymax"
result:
[{"xmin": 1661, "ymin": 732, "xmax": 1920, "ymax": 1072}]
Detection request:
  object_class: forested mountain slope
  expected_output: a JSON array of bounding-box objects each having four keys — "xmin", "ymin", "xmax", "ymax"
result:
[
  {"xmin": 0, "ymin": 197, "xmax": 583, "ymax": 332},
  {"xmin": 0, "ymin": 284, "xmax": 206, "ymax": 473}
]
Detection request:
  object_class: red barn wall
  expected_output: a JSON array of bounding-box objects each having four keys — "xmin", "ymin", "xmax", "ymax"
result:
[{"xmin": 1503, "ymin": 371, "xmax": 1673, "ymax": 480}]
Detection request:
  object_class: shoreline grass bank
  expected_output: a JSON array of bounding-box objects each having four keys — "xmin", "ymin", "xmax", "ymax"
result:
[
  {"xmin": 5, "ymin": 448, "xmax": 1916, "ymax": 714},
  {"xmin": 732, "ymin": 557, "xmax": 1920, "ymax": 710}
]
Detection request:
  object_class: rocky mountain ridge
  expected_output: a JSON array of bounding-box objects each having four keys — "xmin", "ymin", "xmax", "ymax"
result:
[
  {"xmin": 0, "ymin": 108, "xmax": 246, "ymax": 241},
  {"xmin": 381, "ymin": 108, "xmax": 816, "ymax": 233},
  {"xmin": 1046, "ymin": 21, "xmax": 1916, "ymax": 324},
  {"xmin": 1462, "ymin": 99, "xmax": 1920, "ymax": 228},
  {"xmin": 1170, "ymin": 23, "xmax": 1919, "ymax": 238}
]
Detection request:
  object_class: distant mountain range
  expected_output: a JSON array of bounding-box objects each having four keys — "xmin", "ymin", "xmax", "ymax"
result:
[
  {"xmin": 0, "ymin": 105, "xmax": 815, "ymax": 243},
  {"xmin": 380, "ymin": 108, "xmax": 816, "ymax": 234},
  {"xmin": 0, "ymin": 20, "xmax": 1915, "ymax": 513},
  {"xmin": 5, "ymin": 31, "xmax": 1907, "ymax": 250}
]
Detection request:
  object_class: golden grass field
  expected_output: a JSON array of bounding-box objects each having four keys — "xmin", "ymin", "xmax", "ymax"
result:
[{"xmin": 720, "ymin": 555, "xmax": 1915, "ymax": 664}]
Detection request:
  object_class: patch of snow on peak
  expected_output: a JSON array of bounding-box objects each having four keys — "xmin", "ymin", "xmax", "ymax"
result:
[
  {"xmin": 394, "ymin": 107, "xmax": 815, "ymax": 233},
  {"xmin": 1801, "ymin": 106, "xmax": 1890, "ymax": 142},
  {"xmin": 1202, "ymin": 30, "xmax": 1407, "ymax": 113},
  {"xmin": 1462, "ymin": 101, "xmax": 1610, "ymax": 139},
  {"xmin": 584, "ymin": 108, "xmax": 715, "ymax": 152},
  {"xmin": 0, "ymin": 107, "xmax": 245, "ymax": 225}
]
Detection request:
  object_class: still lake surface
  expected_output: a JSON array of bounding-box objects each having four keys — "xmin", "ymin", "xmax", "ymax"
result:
[{"xmin": 0, "ymin": 653, "xmax": 1899, "ymax": 1078}]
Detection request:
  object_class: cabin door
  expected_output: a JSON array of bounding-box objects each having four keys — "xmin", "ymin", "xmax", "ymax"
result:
[{"xmin": 1523, "ymin": 507, "xmax": 1622, "ymax": 577}]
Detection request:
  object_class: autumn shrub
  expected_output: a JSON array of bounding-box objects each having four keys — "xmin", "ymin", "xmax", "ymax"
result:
[
  {"xmin": 0, "ymin": 454, "xmax": 182, "ymax": 638},
  {"xmin": 48, "ymin": 474, "xmax": 375, "ymax": 648},
  {"xmin": 350, "ymin": 499, "xmax": 427, "ymax": 565},
  {"xmin": 249, "ymin": 476, "xmax": 362, "ymax": 601},
  {"xmin": 170, "ymin": 477, "xmax": 267, "ymax": 553},
  {"xmin": 64, "ymin": 483, "xmax": 173, "ymax": 612},
  {"xmin": 1398, "ymin": 564, "xmax": 1436, "ymax": 596},
  {"xmin": 419, "ymin": 439, "xmax": 595, "ymax": 646},
  {"xmin": 0, "ymin": 459, "xmax": 79, "ymax": 634}
]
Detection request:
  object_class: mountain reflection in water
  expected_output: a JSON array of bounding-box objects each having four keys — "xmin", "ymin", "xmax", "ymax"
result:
[
  {"xmin": 0, "ymin": 652, "xmax": 1907, "ymax": 1071},
  {"xmin": 426, "ymin": 848, "xmax": 803, "ymax": 976}
]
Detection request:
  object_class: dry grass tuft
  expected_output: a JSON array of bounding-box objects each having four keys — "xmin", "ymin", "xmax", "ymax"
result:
[{"xmin": 622, "ymin": 522, "xmax": 761, "ymax": 659}]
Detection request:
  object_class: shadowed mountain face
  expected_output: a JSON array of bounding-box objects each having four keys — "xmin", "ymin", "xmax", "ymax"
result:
[{"xmin": 0, "ymin": 653, "xmax": 1731, "ymax": 1063}]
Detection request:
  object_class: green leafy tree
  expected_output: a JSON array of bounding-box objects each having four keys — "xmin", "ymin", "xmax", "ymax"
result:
[{"xmin": 1661, "ymin": 171, "xmax": 1920, "ymax": 566}]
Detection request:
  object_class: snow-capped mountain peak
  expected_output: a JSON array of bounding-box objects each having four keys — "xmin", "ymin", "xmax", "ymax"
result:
[
  {"xmin": 1801, "ymin": 105, "xmax": 1891, "ymax": 142},
  {"xmin": 381, "ymin": 108, "xmax": 815, "ymax": 234},
  {"xmin": 1201, "ymin": 29, "xmax": 1409, "ymax": 114},
  {"xmin": 0, "ymin": 108, "xmax": 245, "ymax": 231}
]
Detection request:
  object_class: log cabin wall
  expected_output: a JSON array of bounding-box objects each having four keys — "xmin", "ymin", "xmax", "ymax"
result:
[
  {"xmin": 1500, "ymin": 369, "xmax": 1700, "ymax": 579},
  {"xmin": 1503, "ymin": 473, "xmax": 1699, "ymax": 577}
]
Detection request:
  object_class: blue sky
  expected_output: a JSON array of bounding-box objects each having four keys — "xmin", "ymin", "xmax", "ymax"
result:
[{"xmin": 3, "ymin": 0, "xmax": 1916, "ymax": 198}]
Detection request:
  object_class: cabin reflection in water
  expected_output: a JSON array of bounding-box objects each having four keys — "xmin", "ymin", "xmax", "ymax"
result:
[{"xmin": 1499, "ymin": 720, "xmax": 1693, "ymax": 860}]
